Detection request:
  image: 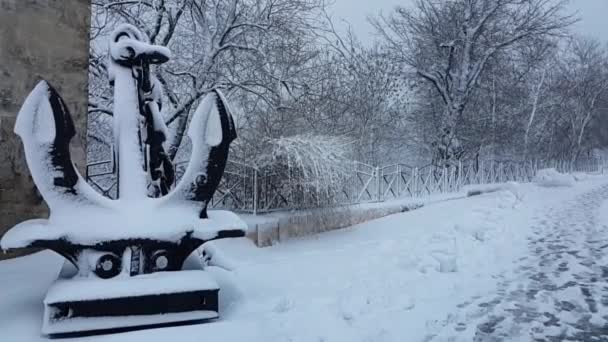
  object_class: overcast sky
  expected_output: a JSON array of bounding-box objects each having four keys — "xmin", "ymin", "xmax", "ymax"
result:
[{"xmin": 330, "ymin": 0, "xmax": 608, "ymax": 43}]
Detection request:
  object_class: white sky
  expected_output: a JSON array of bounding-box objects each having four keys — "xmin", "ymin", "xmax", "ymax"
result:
[{"xmin": 329, "ymin": 0, "xmax": 608, "ymax": 43}]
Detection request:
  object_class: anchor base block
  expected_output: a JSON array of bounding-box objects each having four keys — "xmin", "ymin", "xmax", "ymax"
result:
[{"xmin": 42, "ymin": 270, "xmax": 219, "ymax": 336}]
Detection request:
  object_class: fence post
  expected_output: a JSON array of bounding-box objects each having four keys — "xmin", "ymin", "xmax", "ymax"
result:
[
  {"xmin": 441, "ymin": 167, "xmax": 450, "ymax": 193},
  {"xmin": 528, "ymin": 160, "xmax": 532, "ymax": 180},
  {"xmin": 376, "ymin": 166, "xmax": 382, "ymax": 202},
  {"xmin": 450, "ymin": 165, "xmax": 455, "ymax": 191},
  {"xmin": 413, "ymin": 167, "xmax": 419, "ymax": 197},
  {"xmin": 530, "ymin": 160, "xmax": 534, "ymax": 181},
  {"xmin": 253, "ymin": 168, "xmax": 258, "ymax": 216},
  {"xmin": 499, "ymin": 162, "xmax": 504, "ymax": 183},
  {"xmin": 396, "ymin": 164, "xmax": 402, "ymax": 197},
  {"xmin": 451, "ymin": 165, "xmax": 456, "ymax": 191},
  {"xmin": 458, "ymin": 160, "xmax": 463, "ymax": 190},
  {"xmin": 446, "ymin": 166, "xmax": 451, "ymax": 191}
]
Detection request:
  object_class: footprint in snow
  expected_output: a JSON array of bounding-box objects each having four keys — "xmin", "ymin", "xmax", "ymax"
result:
[{"xmin": 273, "ymin": 297, "xmax": 295, "ymax": 313}]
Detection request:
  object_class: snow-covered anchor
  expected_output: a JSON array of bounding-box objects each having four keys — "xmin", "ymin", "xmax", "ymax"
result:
[{"xmin": 0, "ymin": 24, "xmax": 245, "ymax": 337}]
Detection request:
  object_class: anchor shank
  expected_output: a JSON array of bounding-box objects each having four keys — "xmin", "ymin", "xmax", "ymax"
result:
[{"xmin": 113, "ymin": 67, "xmax": 148, "ymax": 200}]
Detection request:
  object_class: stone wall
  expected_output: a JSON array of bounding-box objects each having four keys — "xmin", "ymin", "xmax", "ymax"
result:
[
  {"xmin": 0, "ymin": 0, "xmax": 90, "ymax": 259},
  {"xmin": 244, "ymin": 201, "xmax": 424, "ymax": 247}
]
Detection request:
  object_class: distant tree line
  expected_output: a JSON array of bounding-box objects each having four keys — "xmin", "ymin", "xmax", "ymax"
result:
[{"xmin": 87, "ymin": 0, "xmax": 608, "ymax": 195}]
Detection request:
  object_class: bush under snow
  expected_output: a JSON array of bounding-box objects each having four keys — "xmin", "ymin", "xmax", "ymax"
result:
[
  {"xmin": 255, "ymin": 134, "xmax": 353, "ymax": 208},
  {"xmin": 533, "ymin": 168, "xmax": 574, "ymax": 187}
]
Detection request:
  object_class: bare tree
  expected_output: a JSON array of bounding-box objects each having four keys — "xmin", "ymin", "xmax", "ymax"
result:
[
  {"xmin": 372, "ymin": 0, "xmax": 576, "ymax": 165},
  {"xmin": 552, "ymin": 37, "xmax": 608, "ymax": 165},
  {"xmin": 88, "ymin": 0, "xmax": 325, "ymax": 162}
]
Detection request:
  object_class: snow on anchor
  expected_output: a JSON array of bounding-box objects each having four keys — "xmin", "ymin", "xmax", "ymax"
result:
[{"xmin": 0, "ymin": 24, "xmax": 246, "ymax": 336}]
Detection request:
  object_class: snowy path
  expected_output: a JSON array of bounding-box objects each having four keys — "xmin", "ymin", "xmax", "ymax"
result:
[
  {"xmin": 431, "ymin": 183, "xmax": 608, "ymax": 341},
  {"xmin": 2, "ymin": 176, "xmax": 608, "ymax": 341}
]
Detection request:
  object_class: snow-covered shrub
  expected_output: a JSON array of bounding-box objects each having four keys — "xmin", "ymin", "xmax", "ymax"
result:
[
  {"xmin": 255, "ymin": 134, "xmax": 353, "ymax": 208},
  {"xmin": 533, "ymin": 168, "xmax": 574, "ymax": 187}
]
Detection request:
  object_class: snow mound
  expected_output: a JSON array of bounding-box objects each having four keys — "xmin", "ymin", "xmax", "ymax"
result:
[
  {"xmin": 465, "ymin": 182, "xmax": 522, "ymax": 200},
  {"xmin": 572, "ymin": 172, "xmax": 588, "ymax": 181},
  {"xmin": 431, "ymin": 251, "xmax": 458, "ymax": 273},
  {"xmin": 533, "ymin": 168, "xmax": 574, "ymax": 187}
]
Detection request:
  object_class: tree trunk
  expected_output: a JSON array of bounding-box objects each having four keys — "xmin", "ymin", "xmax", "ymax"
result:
[
  {"xmin": 433, "ymin": 105, "xmax": 464, "ymax": 168},
  {"xmin": 167, "ymin": 109, "xmax": 190, "ymax": 161},
  {"xmin": 524, "ymin": 69, "xmax": 546, "ymax": 159}
]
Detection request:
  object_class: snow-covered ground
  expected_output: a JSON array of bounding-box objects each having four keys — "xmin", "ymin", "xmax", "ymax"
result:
[{"xmin": 2, "ymin": 175, "xmax": 608, "ymax": 341}]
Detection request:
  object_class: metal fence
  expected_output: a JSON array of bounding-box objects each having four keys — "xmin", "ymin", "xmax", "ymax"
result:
[{"xmin": 86, "ymin": 157, "xmax": 605, "ymax": 215}]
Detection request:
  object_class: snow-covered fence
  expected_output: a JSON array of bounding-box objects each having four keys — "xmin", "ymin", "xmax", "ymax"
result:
[
  {"xmin": 86, "ymin": 157, "xmax": 116, "ymax": 198},
  {"xmin": 86, "ymin": 157, "xmax": 604, "ymax": 214},
  {"xmin": 377, "ymin": 160, "xmax": 536, "ymax": 201}
]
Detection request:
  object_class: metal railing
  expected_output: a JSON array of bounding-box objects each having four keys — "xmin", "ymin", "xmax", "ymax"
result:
[{"xmin": 86, "ymin": 156, "xmax": 605, "ymax": 214}]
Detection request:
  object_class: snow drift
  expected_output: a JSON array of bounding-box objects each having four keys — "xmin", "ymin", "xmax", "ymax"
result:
[{"xmin": 533, "ymin": 168, "xmax": 574, "ymax": 187}]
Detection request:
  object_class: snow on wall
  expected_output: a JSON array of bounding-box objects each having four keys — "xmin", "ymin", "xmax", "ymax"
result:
[
  {"xmin": 242, "ymin": 166, "xmax": 602, "ymax": 247},
  {"xmin": 244, "ymin": 182, "xmax": 527, "ymax": 247},
  {"xmin": 244, "ymin": 199, "xmax": 428, "ymax": 247}
]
